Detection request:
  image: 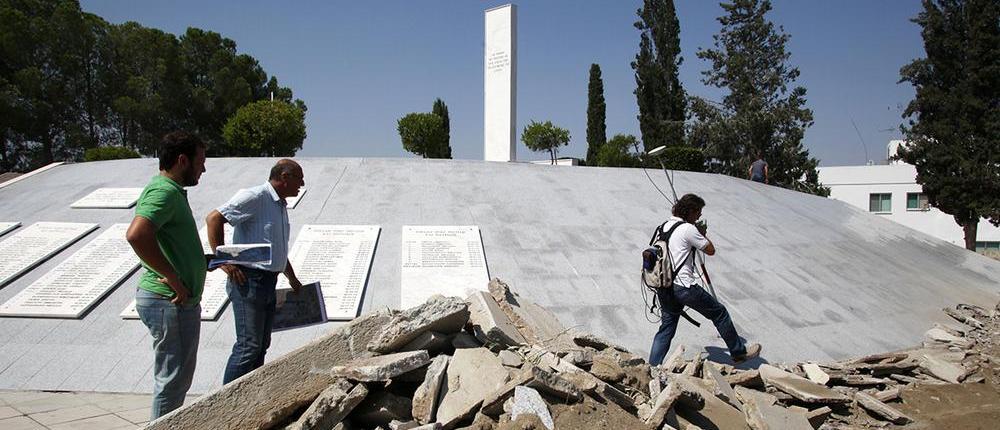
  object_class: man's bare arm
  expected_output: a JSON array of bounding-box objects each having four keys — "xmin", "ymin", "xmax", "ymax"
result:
[
  {"xmin": 126, "ymin": 216, "xmax": 188, "ymax": 304},
  {"xmin": 283, "ymin": 261, "xmax": 302, "ymax": 292}
]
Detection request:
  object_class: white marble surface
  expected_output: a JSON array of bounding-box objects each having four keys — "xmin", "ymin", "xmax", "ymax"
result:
[
  {"xmin": 278, "ymin": 225, "xmax": 380, "ymax": 320},
  {"xmin": 484, "ymin": 4, "xmax": 517, "ymax": 162},
  {"xmin": 70, "ymin": 188, "xmax": 143, "ymax": 209},
  {"xmin": 0, "ymin": 222, "xmax": 19, "ymax": 237},
  {"xmin": 0, "ymin": 222, "xmax": 99, "ymax": 288},
  {"xmin": 286, "ymin": 187, "xmax": 306, "ymax": 209},
  {"xmin": 0, "ymin": 224, "xmax": 138, "ymax": 318},
  {"xmin": 400, "ymin": 225, "xmax": 489, "ymax": 308}
]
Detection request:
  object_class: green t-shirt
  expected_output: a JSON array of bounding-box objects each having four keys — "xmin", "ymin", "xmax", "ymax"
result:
[{"xmin": 135, "ymin": 174, "xmax": 206, "ymax": 304}]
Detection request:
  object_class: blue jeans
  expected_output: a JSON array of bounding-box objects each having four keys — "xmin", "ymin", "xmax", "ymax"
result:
[
  {"xmin": 649, "ymin": 284, "xmax": 746, "ymax": 366},
  {"xmin": 135, "ymin": 288, "xmax": 201, "ymax": 420},
  {"xmin": 223, "ymin": 268, "xmax": 279, "ymax": 384}
]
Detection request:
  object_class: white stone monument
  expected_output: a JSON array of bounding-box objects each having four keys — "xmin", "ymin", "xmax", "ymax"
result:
[
  {"xmin": 70, "ymin": 188, "xmax": 143, "ymax": 209},
  {"xmin": 0, "ymin": 222, "xmax": 99, "ymax": 288},
  {"xmin": 400, "ymin": 226, "xmax": 490, "ymax": 308},
  {"xmin": 484, "ymin": 4, "xmax": 517, "ymax": 162},
  {"xmin": 0, "ymin": 222, "xmax": 19, "ymax": 237},
  {"xmin": 277, "ymin": 225, "xmax": 380, "ymax": 320},
  {"xmin": 0, "ymin": 224, "xmax": 139, "ymax": 318}
]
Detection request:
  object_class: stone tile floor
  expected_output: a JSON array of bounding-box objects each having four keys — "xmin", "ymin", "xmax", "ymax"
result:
[{"xmin": 0, "ymin": 390, "xmax": 197, "ymax": 430}]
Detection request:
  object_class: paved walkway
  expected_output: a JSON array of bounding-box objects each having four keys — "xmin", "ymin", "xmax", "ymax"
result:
[{"xmin": 0, "ymin": 390, "xmax": 196, "ymax": 430}]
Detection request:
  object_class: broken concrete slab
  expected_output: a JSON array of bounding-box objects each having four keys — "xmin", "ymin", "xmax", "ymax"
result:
[
  {"xmin": 703, "ymin": 361, "xmax": 740, "ymax": 409},
  {"xmin": 919, "ymin": 354, "xmax": 968, "ymax": 383},
  {"xmin": 351, "ymin": 391, "xmax": 413, "ymax": 428},
  {"xmin": 572, "ymin": 332, "xmax": 630, "ymax": 353},
  {"xmin": 590, "ymin": 350, "xmax": 626, "ymax": 383},
  {"xmin": 401, "ymin": 331, "xmax": 451, "ymax": 353},
  {"xmin": 330, "ymin": 350, "xmax": 431, "ymax": 382},
  {"xmin": 758, "ymin": 364, "xmax": 851, "ymax": 404},
  {"xmin": 525, "ymin": 366, "xmax": 583, "ymax": 402},
  {"xmin": 645, "ymin": 380, "xmax": 688, "ymax": 428},
  {"xmin": 726, "ymin": 370, "xmax": 763, "ymax": 388},
  {"xmin": 450, "ymin": 332, "xmax": 481, "ymax": 349},
  {"xmin": 369, "ymin": 296, "xmax": 470, "ymax": 353},
  {"xmin": 801, "ymin": 363, "xmax": 830, "ymax": 385},
  {"xmin": 661, "ymin": 345, "xmax": 688, "ymax": 373},
  {"xmin": 944, "ymin": 307, "xmax": 984, "ymax": 329},
  {"xmin": 288, "ymin": 379, "xmax": 368, "ymax": 430},
  {"xmin": 488, "ymin": 278, "xmax": 567, "ymax": 347},
  {"xmin": 925, "ymin": 327, "xmax": 974, "ymax": 348},
  {"xmin": 855, "ymin": 392, "xmax": 913, "ymax": 424},
  {"xmin": 805, "ymin": 406, "xmax": 832, "ymax": 428},
  {"xmin": 436, "ymin": 348, "xmax": 511, "ymax": 426},
  {"xmin": 873, "ymin": 387, "xmax": 901, "ymax": 402},
  {"xmin": 481, "ymin": 369, "xmax": 534, "ymax": 416},
  {"xmin": 466, "ymin": 290, "xmax": 526, "ymax": 347},
  {"xmin": 673, "ymin": 375, "xmax": 748, "ymax": 430},
  {"xmin": 511, "ymin": 386, "xmax": 554, "ymax": 430},
  {"xmin": 498, "ymin": 349, "xmax": 523, "ymax": 368},
  {"xmin": 412, "ymin": 355, "xmax": 450, "ymax": 424},
  {"xmin": 736, "ymin": 385, "xmax": 812, "ymax": 430}
]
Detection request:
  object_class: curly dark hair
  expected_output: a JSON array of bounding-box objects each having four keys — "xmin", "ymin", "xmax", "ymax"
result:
[
  {"xmin": 672, "ymin": 193, "xmax": 705, "ymax": 221},
  {"xmin": 158, "ymin": 131, "xmax": 206, "ymax": 171}
]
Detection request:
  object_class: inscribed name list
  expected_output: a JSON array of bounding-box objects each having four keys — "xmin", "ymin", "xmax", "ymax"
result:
[
  {"xmin": 70, "ymin": 188, "xmax": 143, "ymax": 209},
  {"xmin": 400, "ymin": 226, "xmax": 489, "ymax": 309},
  {"xmin": 0, "ymin": 224, "xmax": 139, "ymax": 318},
  {"xmin": 0, "ymin": 222, "xmax": 99, "ymax": 288},
  {"xmin": 0, "ymin": 222, "xmax": 20, "ymax": 237},
  {"xmin": 120, "ymin": 225, "xmax": 231, "ymax": 320},
  {"xmin": 277, "ymin": 225, "xmax": 380, "ymax": 320}
]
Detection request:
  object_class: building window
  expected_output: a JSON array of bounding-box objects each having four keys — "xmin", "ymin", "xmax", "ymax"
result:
[
  {"xmin": 907, "ymin": 192, "xmax": 929, "ymax": 211},
  {"xmin": 869, "ymin": 193, "xmax": 892, "ymax": 213},
  {"xmin": 976, "ymin": 241, "xmax": 1000, "ymax": 252}
]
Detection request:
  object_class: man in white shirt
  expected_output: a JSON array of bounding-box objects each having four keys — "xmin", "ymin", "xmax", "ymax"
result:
[
  {"xmin": 648, "ymin": 194, "xmax": 761, "ymax": 366},
  {"xmin": 207, "ymin": 159, "xmax": 305, "ymax": 383}
]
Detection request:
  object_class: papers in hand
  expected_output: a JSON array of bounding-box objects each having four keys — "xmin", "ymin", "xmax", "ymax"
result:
[
  {"xmin": 274, "ymin": 282, "xmax": 327, "ymax": 331},
  {"xmin": 208, "ymin": 243, "xmax": 271, "ymax": 269}
]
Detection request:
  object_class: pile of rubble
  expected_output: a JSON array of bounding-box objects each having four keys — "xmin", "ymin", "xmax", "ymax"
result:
[{"xmin": 149, "ymin": 279, "xmax": 999, "ymax": 429}]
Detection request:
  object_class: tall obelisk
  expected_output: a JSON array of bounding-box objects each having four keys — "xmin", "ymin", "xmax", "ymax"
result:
[{"xmin": 484, "ymin": 4, "xmax": 517, "ymax": 162}]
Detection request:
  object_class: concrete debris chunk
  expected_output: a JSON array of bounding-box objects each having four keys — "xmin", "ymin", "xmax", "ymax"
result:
[
  {"xmin": 944, "ymin": 307, "xmax": 984, "ymax": 329},
  {"xmin": 525, "ymin": 366, "xmax": 583, "ymax": 402},
  {"xmin": 450, "ymin": 332, "xmax": 481, "ymax": 349},
  {"xmin": 804, "ymin": 406, "xmax": 832, "ymax": 428},
  {"xmin": 412, "ymin": 355, "xmax": 450, "ymax": 424},
  {"xmin": 725, "ymin": 369, "xmax": 763, "ymax": 388},
  {"xmin": 758, "ymin": 364, "xmax": 851, "ymax": 404},
  {"xmin": 488, "ymin": 278, "xmax": 568, "ymax": 347},
  {"xmin": 855, "ymin": 392, "xmax": 913, "ymax": 424},
  {"xmin": 590, "ymin": 349, "xmax": 627, "ymax": 383},
  {"xmin": 873, "ymin": 387, "xmax": 901, "ymax": 402},
  {"xmin": 480, "ymin": 369, "xmax": 534, "ymax": 416},
  {"xmin": 801, "ymin": 363, "xmax": 830, "ymax": 385},
  {"xmin": 572, "ymin": 332, "xmax": 630, "ymax": 353},
  {"xmin": 925, "ymin": 327, "xmax": 974, "ymax": 348},
  {"xmin": 330, "ymin": 350, "xmax": 431, "ymax": 382},
  {"xmin": 369, "ymin": 296, "xmax": 470, "ymax": 353},
  {"xmin": 736, "ymin": 385, "xmax": 812, "ymax": 430},
  {"xmin": 919, "ymin": 354, "xmax": 968, "ymax": 383},
  {"xmin": 389, "ymin": 419, "xmax": 420, "ymax": 430},
  {"xmin": 289, "ymin": 379, "xmax": 368, "ymax": 430},
  {"xmin": 672, "ymin": 375, "xmax": 747, "ymax": 430},
  {"xmin": 436, "ymin": 348, "xmax": 510, "ymax": 426},
  {"xmin": 351, "ymin": 391, "xmax": 413, "ymax": 428},
  {"xmin": 645, "ymin": 380, "xmax": 684, "ymax": 428},
  {"xmin": 401, "ymin": 331, "xmax": 450, "ymax": 353},
  {"xmin": 466, "ymin": 290, "xmax": 527, "ymax": 346},
  {"xmin": 661, "ymin": 345, "xmax": 688, "ymax": 373},
  {"xmin": 703, "ymin": 361, "xmax": 740, "ymax": 409},
  {"xmin": 498, "ymin": 349, "xmax": 523, "ymax": 368},
  {"xmin": 511, "ymin": 386, "xmax": 555, "ymax": 430}
]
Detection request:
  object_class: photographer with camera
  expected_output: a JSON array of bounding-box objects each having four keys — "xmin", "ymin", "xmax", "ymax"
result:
[{"xmin": 648, "ymin": 193, "xmax": 761, "ymax": 366}]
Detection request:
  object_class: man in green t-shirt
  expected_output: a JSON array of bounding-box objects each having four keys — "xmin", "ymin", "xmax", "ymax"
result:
[{"xmin": 125, "ymin": 131, "xmax": 207, "ymax": 420}]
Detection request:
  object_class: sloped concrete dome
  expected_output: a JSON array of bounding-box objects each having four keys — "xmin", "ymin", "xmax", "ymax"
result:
[{"xmin": 1, "ymin": 157, "xmax": 998, "ymax": 394}]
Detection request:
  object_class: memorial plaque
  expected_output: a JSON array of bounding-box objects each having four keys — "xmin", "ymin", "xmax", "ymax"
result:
[
  {"xmin": 121, "ymin": 225, "xmax": 232, "ymax": 320},
  {"xmin": 0, "ymin": 222, "xmax": 20, "ymax": 237},
  {"xmin": 286, "ymin": 187, "xmax": 306, "ymax": 209},
  {"xmin": 70, "ymin": 188, "xmax": 143, "ymax": 209},
  {"xmin": 277, "ymin": 225, "xmax": 380, "ymax": 320},
  {"xmin": 0, "ymin": 224, "xmax": 139, "ymax": 318},
  {"xmin": 0, "ymin": 222, "xmax": 99, "ymax": 288},
  {"xmin": 400, "ymin": 226, "xmax": 489, "ymax": 309}
]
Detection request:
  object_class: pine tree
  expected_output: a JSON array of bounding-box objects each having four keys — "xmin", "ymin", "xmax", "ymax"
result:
[
  {"xmin": 432, "ymin": 98, "xmax": 452, "ymax": 159},
  {"xmin": 585, "ymin": 64, "xmax": 607, "ymax": 165},
  {"xmin": 690, "ymin": 0, "xmax": 826, "ymax": 195},
  {"xmin": 897, "ymin": 0, "xmax": 1000, "ymax": 250},
  {"xmin": 632, "ymin": 0, "xmax": 686, "ymax": 152}
]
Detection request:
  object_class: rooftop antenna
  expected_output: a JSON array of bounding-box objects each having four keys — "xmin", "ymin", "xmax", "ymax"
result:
[{"xmin": 849, "ymin": 116, "xmax": 870, "ymax": 165}]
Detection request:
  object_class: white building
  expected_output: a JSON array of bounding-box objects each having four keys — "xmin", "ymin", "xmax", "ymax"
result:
[{"xmin": 818, "ymin": 140, "xmax": 1000, "ymax": 251}]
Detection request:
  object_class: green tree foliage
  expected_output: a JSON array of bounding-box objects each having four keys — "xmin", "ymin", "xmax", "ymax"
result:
[
  {"xmin": 222, "ymin": 100, "xmax": 306, "ymax": 157},
  {"xmin": 594, "ymin": 134, "xmax": 641, "ymax": 168},
  {"xmin": 632, "ymin": 0, "xmax": 686, "ymax": 151},
  {"xmin": 397, "ymin": 113, "xmax": 448, "ymax": 158},
  {"xmin": 586, "ymin": 64, "xmax": 607, "ymax": 165},
  {"xmin": 431, "ymin": 98, "xmax": 451, "ymax": 159},
  {"xmin": 84, "ymin": 146, "xmax": 140, "ymax": 161},
  {"xmin": 897, "ymin": 0, "xmax": 1000, "ymax": 250},
  {"xmin": 0, "ymin": 1, "xmax": 306, "ymax": 172},
  {"xmin": 690, "ymin": 0, "xmax": 827, "ymax": 196},
  {"xmin": 521, "ymin": 120, "xmax": 571, "ymax": 164},
  {"xmin": 660, "ymin": 146, "xmax": 706, "ymax": 172}
]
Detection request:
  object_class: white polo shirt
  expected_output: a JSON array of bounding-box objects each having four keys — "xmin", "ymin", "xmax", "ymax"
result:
[
  {"xmin": 217, "ymin": 182, "xmax": 290, "ymax": 273},
  {"xmin": 661, "ymin": 216, "xmax": 710, "ymax": 288}
]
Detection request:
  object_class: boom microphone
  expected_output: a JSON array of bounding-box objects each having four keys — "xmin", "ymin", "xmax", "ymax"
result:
[{"xmin": 647, "ymin": 145, "xmax": 667, "ymax": 156}]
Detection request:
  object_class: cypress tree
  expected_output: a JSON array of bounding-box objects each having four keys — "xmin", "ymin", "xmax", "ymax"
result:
[
  {"xmin": 632, "ymin": 0, "xmax": 686, "ymax": 151},
  {"xmin": 431, "ymin": 98, "xmax": 452, "ymax": 159},
  {"xmin": 586, "ymin": 64, "xmax": 607, "ymax": 165}
]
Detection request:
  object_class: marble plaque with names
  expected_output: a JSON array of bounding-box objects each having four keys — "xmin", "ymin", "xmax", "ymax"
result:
[
  {"xmin": 0, "ymin": 222, "xmax": 20, "ymax": 237},
  {"xmin": 121, "ymin": 225, "xmax": 232, "ymax": 320},
  {"xmin": 0, "ymin": 224, "xmax": 139, "ymax": 318},
  {"xmin": 70, "ymin": 188, "xmax": 143, "ymax": 209},
  {"xmin": 400, "ymin": 226, "xmax": 489, "ymax": 309},
  {"xmin": 0, "ymin": 222, "xmax": 99, "ymax": 288},
  {"xmin": 286, "ymin": 187, "xmax": 306, "ymax": 209},
  {"xmin": 277, "ymin": 225, "xmax": 380, "ymax": 320}
]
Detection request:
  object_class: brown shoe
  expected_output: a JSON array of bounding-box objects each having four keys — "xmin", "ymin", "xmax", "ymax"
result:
[{"xmin": 734, "ymin": 343, "xmax": 761, "ymax": 363}]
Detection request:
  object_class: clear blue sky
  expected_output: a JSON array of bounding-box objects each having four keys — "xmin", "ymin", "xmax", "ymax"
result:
[{"xmin": 81, "ymin": 1, "xmax": 924, "ymax": 166}]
